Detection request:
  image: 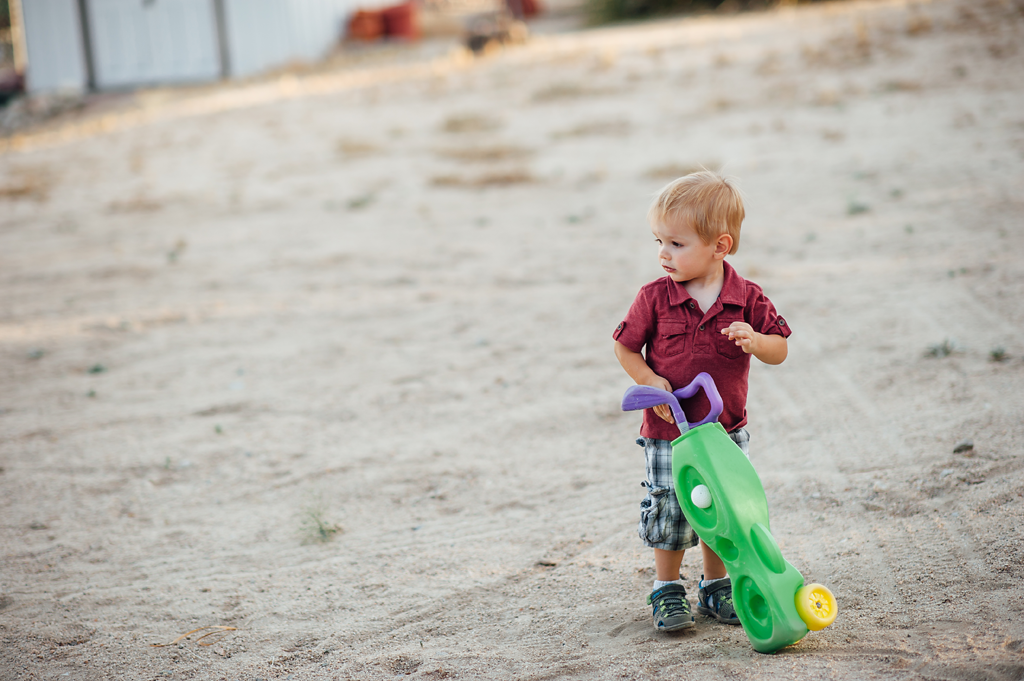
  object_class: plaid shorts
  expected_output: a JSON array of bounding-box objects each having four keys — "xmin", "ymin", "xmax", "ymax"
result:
[{"xmin": 636, "ymin": 428, "xmax": 750, "ymax": 551}]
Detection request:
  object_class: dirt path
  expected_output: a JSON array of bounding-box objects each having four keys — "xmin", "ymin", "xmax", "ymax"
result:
[{"xmin": 2, "ymin": 0, "xmax": 1023, "ymax": 678}]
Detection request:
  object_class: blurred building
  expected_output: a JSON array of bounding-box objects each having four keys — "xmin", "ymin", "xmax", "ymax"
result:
[{"xmin": 14, "ymin": 0, "xmax": 382, "ymax": 93}]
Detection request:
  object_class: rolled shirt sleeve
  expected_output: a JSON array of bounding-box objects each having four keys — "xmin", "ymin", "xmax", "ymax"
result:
[
  {"xmin": 747, "ymin": 284, "xmax": 793, "ymax": 339},
  {"xmin": 613, "ymin": 286, "xmax": 656, "ymax": 353}
]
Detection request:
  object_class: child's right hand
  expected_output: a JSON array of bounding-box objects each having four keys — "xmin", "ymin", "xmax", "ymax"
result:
[{"xmin": 641, "ymin": 375, "xmax": 676, "ymax": 423}]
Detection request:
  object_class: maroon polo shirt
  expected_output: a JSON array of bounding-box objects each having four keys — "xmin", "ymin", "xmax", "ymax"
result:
[{"xmin": 613, "ymin": 262, "xmax": 792, "ymax": 441}]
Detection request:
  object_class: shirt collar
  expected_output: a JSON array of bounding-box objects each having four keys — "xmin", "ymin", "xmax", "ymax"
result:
[{"xmin": 665, "ymin": 261, "xmax": 746, "ymax": 308}]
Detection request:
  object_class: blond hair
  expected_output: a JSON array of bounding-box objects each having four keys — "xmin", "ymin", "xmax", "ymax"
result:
[{"xmin": 648, "ymin": 171, "xmax": 744, "ymax": 254}]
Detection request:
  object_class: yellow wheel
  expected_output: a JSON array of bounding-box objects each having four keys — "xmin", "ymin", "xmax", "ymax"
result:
[{"xmin": 795, "ymin": 584, "xmax": 837, "ymax": 631}]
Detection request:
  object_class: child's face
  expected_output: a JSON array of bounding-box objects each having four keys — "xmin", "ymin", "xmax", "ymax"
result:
[{"xmin": 651, "ymin": 219, "xmax": 721, "ymax": 283}]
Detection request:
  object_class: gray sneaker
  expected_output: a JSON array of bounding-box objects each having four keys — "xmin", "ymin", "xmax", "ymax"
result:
[
  {"xmin": 647, "ymin": 584, "xmax": 695, "ymax": 631},
  {"xmin": 697, "ymin": 576, "xmax": 740, "ymax": 625}
]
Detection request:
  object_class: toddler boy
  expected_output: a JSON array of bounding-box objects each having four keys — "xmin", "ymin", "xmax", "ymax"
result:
[{"xmin": 613, "ymin": 171, "xmax": 791, "ymax": 631}]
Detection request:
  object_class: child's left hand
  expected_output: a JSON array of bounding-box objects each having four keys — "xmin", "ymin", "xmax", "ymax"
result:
[{"xmin": 721, "ymin": 321, "xmax": 760, "ymax": 355}]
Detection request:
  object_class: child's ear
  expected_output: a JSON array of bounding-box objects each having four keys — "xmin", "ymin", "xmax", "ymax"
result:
[{"xmin": 714, "ymin": 234, "xmax": 733, "ymax": 258}]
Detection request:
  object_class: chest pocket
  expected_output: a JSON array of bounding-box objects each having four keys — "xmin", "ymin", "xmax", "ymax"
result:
[
  {"xmin": 655, "ymin": 321, "xmax": 690, "ymax": 357},
  {"xmin": 716, "ymin": 315, "xmax": 746, "ymax": 359}
]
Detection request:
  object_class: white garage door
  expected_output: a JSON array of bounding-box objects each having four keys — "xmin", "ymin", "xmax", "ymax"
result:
[
  {"xmin": 20, "ymin": 0, "xmax": 90, "ymax": 93},
  {"xmin": 221, "ymin": 0, "xmax": 358, "ymax": 79},
  {"xmin": 86, "ymin": 0, "xmax": 222, "ymax": 89}
]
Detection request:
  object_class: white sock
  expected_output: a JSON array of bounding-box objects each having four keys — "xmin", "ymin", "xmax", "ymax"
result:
[
  {"xmin": 700, "ymin": 577, "xmax": 727, "ymax": 588},
  {"xmin": 653, "ymin": 579, "xmax": 683, "ymax": 590}
]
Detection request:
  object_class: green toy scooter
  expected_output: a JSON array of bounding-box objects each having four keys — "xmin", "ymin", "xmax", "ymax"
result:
[{"xmin": 622, "ymin": 372, "xmax": 837, "ymax": 653}]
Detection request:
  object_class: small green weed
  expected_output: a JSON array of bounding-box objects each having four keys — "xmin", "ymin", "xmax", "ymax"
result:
[
  {"xmin": 846, "ymin": 199, "xmax": 870, "ymax": 215},
  {"xmin": 989, "ymin": 346, "xmax": 1009, "ymax": 362},
  {"xmin": 347, "ymin": 194, "xmax": 374, "ymax": 210},
  {"xmin": 926, "ymin": 339, "xmax": 958, "ymax": 358},
  {"xmin": 299, "ymin": 497, "xmax": 343, "ymax": 544},
  {"xmin": 167, "ymin": 239, "xmax": 187, "ymax": 264}
]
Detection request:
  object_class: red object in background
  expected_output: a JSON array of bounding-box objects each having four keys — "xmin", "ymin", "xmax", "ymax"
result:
[
  {"xmin": 506, "ymin": 0, "xmax": 541, "ymax": 19},
  {"xmin": 381, "ymin": 1, "xmax": 419, "ymax": 40},
  {"xmin": 347, "ymin": 9, "xmax": 385, "ymax": 41}
]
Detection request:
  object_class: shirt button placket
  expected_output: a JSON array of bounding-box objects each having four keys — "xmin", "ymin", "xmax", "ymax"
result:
[{"xmin": 689, "ymin": 302, "xmax": 710, "ymax": 353}]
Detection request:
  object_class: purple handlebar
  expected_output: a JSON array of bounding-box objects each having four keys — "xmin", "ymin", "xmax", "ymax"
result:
[
  {"xmin": 671, "ymin": 372, "xmax": 724, "ymax": 428},
  {"xmin": 621, "ymin": 385, "xmax": 688, "ymax": 427},
  {"xmin": 620, "ymin": 372, "xmax": 724, "ymax": 432}
]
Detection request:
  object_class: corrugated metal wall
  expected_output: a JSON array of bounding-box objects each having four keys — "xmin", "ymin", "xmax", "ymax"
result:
[
  {"xmin": 221, "ymin": 0, "xmax": 361, "ymax": 79},
  {"xmin": 21, "ymin": 0, "xmax": 373, "ymax": 93},
  {"xmin": 20, "ymin": 0, "xmax": 89, "ymax": 93},
  {"xmin": 85, "ymin": 0, "xmax": 222, "ymax": 89}
]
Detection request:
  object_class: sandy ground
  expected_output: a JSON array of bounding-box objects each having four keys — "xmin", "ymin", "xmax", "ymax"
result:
[{"xmin": 2, "ymin": 0, "xmax": 1024, "ymax": 679}]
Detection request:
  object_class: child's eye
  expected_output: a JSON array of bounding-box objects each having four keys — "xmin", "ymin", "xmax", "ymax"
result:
[{"xmin": 672, "ymin": 242, "xmax": 682, "ymax": 248}]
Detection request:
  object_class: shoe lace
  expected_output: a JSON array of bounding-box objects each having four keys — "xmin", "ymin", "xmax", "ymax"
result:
[
  {"xmin": 655, "ymin": 591, "xmax": 689, "ymax": 615},
  {"xmin": 704, "ymin": 586, "xmax": 734, "ymax": 612}
]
